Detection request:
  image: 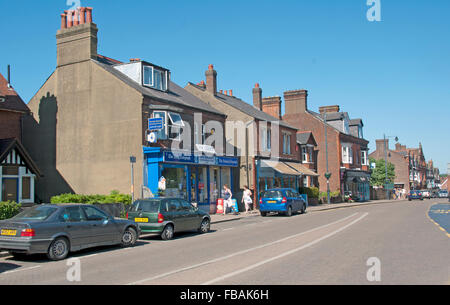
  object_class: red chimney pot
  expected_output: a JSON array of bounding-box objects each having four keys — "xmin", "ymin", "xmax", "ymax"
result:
[
  {"xmin": 255, "ymin": 83, "xmax": 260, "ymax": 88},
  {"xmin": 208, "ymin": 64, "xmax": 214, "ymax": 70},
  {"xmin": 61, "ymin": 13, "xmax": 67, "ymax": 29},
  {"xmin": 79, "ymin": 7, "xmax": 86, "ymax": 24},
  {"xmin": 86, "ymin": 7, "xmax": 93, "ymax": 23}
]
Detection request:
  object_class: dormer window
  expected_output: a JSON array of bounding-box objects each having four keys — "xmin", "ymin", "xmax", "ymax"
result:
[{"xmin": 143, "ymin": 65, "xmax": 168, "ymax": 91}]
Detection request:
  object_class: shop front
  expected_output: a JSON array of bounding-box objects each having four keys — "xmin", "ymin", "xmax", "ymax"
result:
[
  {"xmin": 342, "ymin": 170, "xmax": 371, "ymax": 202},
  {"xmin": 256, "ymin": 159, "xmax": 303, "ymax": 199},
  {"xmin": 143, "ymin": 147, "xmax": 239, "ymax": 213}
]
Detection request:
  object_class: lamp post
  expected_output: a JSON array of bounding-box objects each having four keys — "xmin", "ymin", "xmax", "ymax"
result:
[
  {"xmin": 383, "ymin": 134, "xmax": 398, "ymax": 200},
  {"xmin": 130, "ymin": 155, "xmax": 136, "ymax": 203}
]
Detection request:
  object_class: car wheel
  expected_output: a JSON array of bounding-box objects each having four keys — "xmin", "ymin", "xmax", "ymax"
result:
[
  {"xmin": 47, "ymin": 237, "xmax": 70, "ymax": 261},
  {"xmin": 260, "ymin": 211, "xmax": 267, "ymax": 217},
  {"xmin": 161, "ymin": 224, "xmax": 174, "ymax": 240},
  {"xmin": 301, "ymin": 204, "xmax": 306, "ymax": 214},
  {"xmin": 286, "ymin": 206, "xmax": 292, "ymax": 217},
  {"xmin": 198, "ymin": 218, "xmax": 210, "ymax": 234},
  {"xmin": 121, "ymin": 227, "xmax": 137, "ymax": 247}
]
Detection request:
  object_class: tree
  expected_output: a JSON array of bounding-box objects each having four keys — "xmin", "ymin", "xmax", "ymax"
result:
[{"xmin": 369, "ymin": 158, "xmax": 396, "ymax": 187}]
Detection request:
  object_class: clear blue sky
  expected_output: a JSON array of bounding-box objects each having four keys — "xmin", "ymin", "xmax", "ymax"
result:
[{"xmin": 1, "ymin": 0, "xmax": 449, "ymax": 173}]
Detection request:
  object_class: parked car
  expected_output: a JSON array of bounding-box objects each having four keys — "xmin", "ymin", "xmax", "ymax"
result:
[
  {"xmin": 408, "ymin": 190, "xmax": 423, "ymax": 201},
  {"xmin": 438, "ymin": 190, "xmax": 449, "ymax": 198},
  {"xmin": 0, "ymin": 204, "xmax": 140, "ymax": 261},
  {"xmin": 127, "ymin": 198, "xmax": 211, "ymax": 240},
  {"xmin": 259, "ymin": 188, "xmax": 307, "ymax": 217},
  {"xmin": 421, "ymin": 190, "xmax": 431, "ymax": 199}
]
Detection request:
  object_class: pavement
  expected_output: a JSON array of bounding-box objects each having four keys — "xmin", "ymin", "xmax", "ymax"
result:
[{"xmin": 210, "ymin": 198, "xmax": 400, "ymax": 224}]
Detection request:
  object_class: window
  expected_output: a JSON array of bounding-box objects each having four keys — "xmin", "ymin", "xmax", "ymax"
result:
[
  {"xmin": 59, "ymin": 207, "xmax": 85, "ymax": 223},
  {"xmin": 168, "ymin": 112, "xmax": 184, "ymax": 141},
  {"xmin": 82, "ymin": 206, "xmax": 109, "ymax": 221},
  {"xmin": 283, "ymin": 134, "xmax": 291, "ymax": 155},
  {"xmin": 302, "ymin": 147, "xmax": 308, "ymax": 162},
  {"xmin": 143, "ymin": 65, "xmax": 167, "ymax": 91},
  {"xmin": 267, "ymin": 129, "xmax": 271, "ymax": 151},
  {"xmin": 153, "ymin": 111, "xmax": 167, "ymax": 140},
  {"xmin": 342, "ymin": 145, "xmax": 353, "ymax": 164},
  {"xmin": 2, "ymin": 166, "xmax": 19, "ymax": 176},
  {"xmin": 361, "ymin": 151, "xmax": 369, "ymax": 166},
  {"xmin": 261, "ymin": 127, "xmax": 267, "ymax": 152}
]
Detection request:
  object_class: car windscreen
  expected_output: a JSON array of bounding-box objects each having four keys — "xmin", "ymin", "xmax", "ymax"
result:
[
  {"xmin": 12, "ymin": 206, "xmax": 58, "ymax": 221},
  {"xmin": 262, "ymin": 191, "xmax": 283, "ymax": 198},
  {"xmin": 130, "ymin": 200, "xmax": 161, "ymax": 213}
]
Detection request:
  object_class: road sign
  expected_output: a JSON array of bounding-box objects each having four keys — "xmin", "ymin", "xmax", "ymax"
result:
[
  {"xmin": 148, "ymin": 132, "xmax": 157, "ymax": 143},
  {"xmin": 148, "ymin": 118, "xmax": 164, "ymax": 131}
]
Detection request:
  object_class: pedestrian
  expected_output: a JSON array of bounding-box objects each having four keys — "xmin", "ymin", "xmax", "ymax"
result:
[
  {"xmin": 222, "ymin": 184, "xmax": 233, "ymax": 215},
  {"xmin": 242, "ymin": 185, "xmax": 253, "ymax": 213}
]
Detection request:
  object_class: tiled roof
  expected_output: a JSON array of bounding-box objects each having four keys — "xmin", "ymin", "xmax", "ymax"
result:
[
  {"xmin": 188, "ymin": 83, "xmax": 297, "ymax": 129},
  {"xmin": 93, "ymin": 60, "xmax": 226, "ymax": 117},
  {"xmin": 0, "ymin": 73, "xmax": 29, "ymax": 113}
]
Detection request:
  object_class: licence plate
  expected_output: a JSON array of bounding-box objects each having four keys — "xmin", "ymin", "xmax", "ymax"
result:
[
  {"xmin": 267, "ymin": 201, "xmax": 277, "ymax": 203},
  {"xmin": 134, "ymin": 218, "xmax": 149, "ymax": 223},
  {"xmin": 1, "ymin": 229, "xmax": 17, "ymax": 236}
]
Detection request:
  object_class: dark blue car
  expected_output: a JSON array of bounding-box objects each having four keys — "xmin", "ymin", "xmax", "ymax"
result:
[
  {"xmin": 408, "ymin": 190, "xmax": 423, "ymax": 201},
  {"xmin": 259, "ymin": 188, "xmax": 307, "ymax": 217}
]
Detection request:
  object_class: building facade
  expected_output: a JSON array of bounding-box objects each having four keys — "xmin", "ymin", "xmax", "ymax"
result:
[
  {"xmin": 0, "ymin": 71, "xmax": 41, "ymax": 203},
  {"xmin": 24, "ymin": 8, "xmax": 238, "ymax": 212},
  {"xmin": 282, "ymin": 91, "xmax": 371, "ymax": 201}
]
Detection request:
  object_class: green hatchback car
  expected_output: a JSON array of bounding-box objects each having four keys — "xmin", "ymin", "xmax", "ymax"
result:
[{"xmin": 127, "ymin": 198, "xmax": 211, "ymax": 240}]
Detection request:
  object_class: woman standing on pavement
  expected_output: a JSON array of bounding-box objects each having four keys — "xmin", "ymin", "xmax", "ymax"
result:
[
  {"xmin": 242, "ymin": 185, "xmax": 253, "ymax": 213},
  {"xmin": 222, "ymin": 184, "xmax": 233, "ymax": 215}
]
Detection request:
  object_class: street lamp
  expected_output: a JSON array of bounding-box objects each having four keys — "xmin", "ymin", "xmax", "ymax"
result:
[
  {"xmin": 130, "ymin": 155, "xmax": 136, "ymax": 203},
  {"xmin": 383, "ymin": 134, "xmax": 398, "ymax": 200}
]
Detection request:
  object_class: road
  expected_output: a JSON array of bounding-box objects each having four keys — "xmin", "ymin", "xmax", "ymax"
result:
[{"xmin": 0, "ymin": 199, "xmax": 448, "ymax": 285}]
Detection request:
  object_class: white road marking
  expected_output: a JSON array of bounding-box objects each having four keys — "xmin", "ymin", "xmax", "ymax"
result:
[
  {"xmin": 127, "ymin": 212, "xmax": 360, "ymax": 285},
  {"xmin": 202, "ymin": 212, "xmax": 369, "ymax": 285},
  {"xmin": 2, "ymin": 265, "xmax": 41, "ymax": 275}
]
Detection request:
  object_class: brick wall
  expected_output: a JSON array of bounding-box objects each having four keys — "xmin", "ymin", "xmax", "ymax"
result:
[{"xmin": 0, "ymin": 110, "xmax": 22, "ymax": 140}]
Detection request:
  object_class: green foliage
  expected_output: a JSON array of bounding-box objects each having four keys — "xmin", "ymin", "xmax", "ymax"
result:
[
  {"xmin": 51, "ymin": 190, "xmax": 132, "ymax": 205},
  {"xmin": 0, "ymin": 201, "xmax": 22, "ymax": 220},
  {"xmin": 369, "ymin": 157, "xmax": 396, "ymax": 187},
  {"xmin": 299, "ymin": 187, "xmax": 320, "ymax": 199}
]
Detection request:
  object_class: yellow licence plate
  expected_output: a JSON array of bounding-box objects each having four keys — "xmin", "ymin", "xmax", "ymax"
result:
[
  {"xmin": 1, "ymin": 229, "xmax": 17, "ymax": 236},
  {"xmin": 267, "ymin": 201, "xmax": 277, "ymax": 203},
  {"xmin": 134, "ymin": 218, "xmax": 149, "ymax": 223}
]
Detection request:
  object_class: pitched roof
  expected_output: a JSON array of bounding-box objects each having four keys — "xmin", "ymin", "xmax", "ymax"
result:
[
  {"xmin": 0, "ymin": 73, "xmax": 29, "ymax": 113},
  {"xmin": 296, "ymin": 132, "xmax": 317, "ymax": 146},
  {"xmin": 0, "ymin": 138, "xmax": 42, "ymax": 177},
  {"xmin": 349, "ymin": 118, "xmax": 363, "ymax": 126},
  {"xmin": 187, "ymin": 83, "xmax": 297, "ymax": 129},
  {"xmin": 93, "ymin": 59, "xmax": 226, "ymax": 117}
]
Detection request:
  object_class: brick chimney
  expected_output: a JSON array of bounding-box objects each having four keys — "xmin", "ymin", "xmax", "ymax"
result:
[
  {"xmin": 262, "ymin": 96, "xmax": 282, "ymax": 120},
  {"xmin": 284, "ymin": 89, "xmax": 308, "ymax": 114},
  {"xmin": 205, "ymin": 64, "xmax": 217, "ymax": 95},
  {"xmin": 376, "ymin": 139, "xmax": 389, "ymax": 153},
  {"xmin": 319, "ymin": 105, "xmax": 340, "ymax": 114},
  {"xmin": 252, "ymin": 83, "xmax": 262, "ymax": 110},
  {"xmin": 56, "ymin": 7, "xmax": 98, "ymax": 68}
]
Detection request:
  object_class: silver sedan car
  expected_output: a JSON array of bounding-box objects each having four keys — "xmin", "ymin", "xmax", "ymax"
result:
[{"xmin": 0, "ymin": 204, "xmax": 140, "ymax": 261}]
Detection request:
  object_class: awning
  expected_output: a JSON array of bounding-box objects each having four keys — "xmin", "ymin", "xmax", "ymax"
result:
[
  {"xmin": 285, "ymin": 162, "xmax": 319, "ymax": 177},
  {"xmin": 260, "ymin": 160, "xmax": 302, "ymax": 176}
]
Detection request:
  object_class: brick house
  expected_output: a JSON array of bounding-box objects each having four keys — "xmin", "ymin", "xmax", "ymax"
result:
[
  {"xmin": 282, "ymin": 90, "xmax": 371, "ymax": 201},
  {"xmin": 0, "ymin": 71, "xmax": 41, "ymax": 203},
  {"xmin": 185, "ymin": 69, "xmax": 317, "ymax": 204},
  {"xmin": 23, "ymin": 8, "xmax": 238, "ymax": 211}
]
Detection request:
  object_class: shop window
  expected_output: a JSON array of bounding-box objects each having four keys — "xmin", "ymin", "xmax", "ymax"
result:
[{"xmin": 161, "ymin": 167, "xmax": 187, "ymax": 199}]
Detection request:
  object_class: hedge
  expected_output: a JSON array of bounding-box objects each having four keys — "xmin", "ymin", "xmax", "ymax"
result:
[
  {"xmin": 50, "ymin": 190, "xmax": 132, "ymax": 206},
  {"xmin": 0, "ymin": 201, "xmax": 22, "ymax": 220}
]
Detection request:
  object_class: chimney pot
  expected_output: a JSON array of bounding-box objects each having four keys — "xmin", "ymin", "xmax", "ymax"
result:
[
  {"xmin": 65, "ymin": 10, "xmax": 73, "ymax": 28},
  {"xmin": 61, "ymin": 13, "xmax": 67, "ymax": 29},
  {"xmin": 219, "ymin": 90, "xmax": 223, "ymax": 94},
  {"xmin": 73, "ymin": 10, "xmax": 79, "ymax": 26},
  {"xmin": 224, "ymin": 90, "xmax": 228, "ymax": 96},
  {"xmin": 86, "ymin": 7, "xmax": 93, "ymax": 23},
  {"xmin": 79, "ymin": 7, "xmax": 86, "ymax": 24},
  {"xmin": 229, "ymin": 89, "xmax": 233, "ymax": 96},
  {"xmin": 255, "ymin": 83, "xmax": 260, "ymax": 88},
  {"xmin": 208, "ymin": 64, "xmax": 214, "ymax": 70}
]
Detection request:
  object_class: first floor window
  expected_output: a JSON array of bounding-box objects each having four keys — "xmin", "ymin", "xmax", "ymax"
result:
[{"xmin": 361, "ymin": 150, "xmax": 368, "ymax": 166}]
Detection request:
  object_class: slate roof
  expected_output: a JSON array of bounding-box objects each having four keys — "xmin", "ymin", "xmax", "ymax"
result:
[
  {"xmin": 93, "ymin": 59, "xmax": 226, "ymax": 117},
  {"xmin": 296, "ymin": 132, "xmax": 317, "ymax": 146},
  {"xmin": 0, "ymin": 73, "xmax": 29, "ymax": 113},
  {"xmin": 187, "ymin": 83, "xmax": 297, "ymax": 129}
]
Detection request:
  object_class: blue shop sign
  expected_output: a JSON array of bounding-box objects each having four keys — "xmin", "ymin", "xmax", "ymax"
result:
[
  {"xmin": 163, "ymin": 151, "xmax": 195, "ymax": 164},
  {"xmin": 217, "ymin": 156, "xmax": 239, "ymax": 167}
]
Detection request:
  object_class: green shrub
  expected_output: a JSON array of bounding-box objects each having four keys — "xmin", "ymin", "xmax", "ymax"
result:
[
  {"xmin": 0, "ymin": 201, "xmax": 22, "ymax": 220},
  {"xmin": 51, "ymin": 191, "xmax": 132, "ymax": 205},
  {"xmin": 299, "ymin": 187, "xmax": 320, "ymax": 199}
]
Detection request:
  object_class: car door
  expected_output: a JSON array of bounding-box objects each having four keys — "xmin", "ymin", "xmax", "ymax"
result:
[
  {"xmin": 285, "ymin": 190, "xmax": 297, "ymax": 212},
  {"xmin": 59, "ymin": 206, "xmax": 92, "ymax": 250},
  {"xmin": 179, "ymin": 199, "xmax": 200, "ymax": 230},
  {"xmin": 81, "ymin": 206, "xmax": 119, "ymax": 245},
  {"xmin": 166, "ymin": 199, "xmax": 185, "ymax": 232},
  {"xmin": 290, "ymin": 190, "xmax": 300, "ymax": 212}
]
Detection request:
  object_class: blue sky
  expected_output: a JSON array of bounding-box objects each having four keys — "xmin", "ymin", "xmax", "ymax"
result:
[{"xmin": 1, "ymin": 0, "xmax": 449, "ymax": 173}]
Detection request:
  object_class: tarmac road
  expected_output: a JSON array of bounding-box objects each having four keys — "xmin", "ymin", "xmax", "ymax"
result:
[{"xmin": 0, "ymin": 199, "xmax": 448, "ymax": 285}]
